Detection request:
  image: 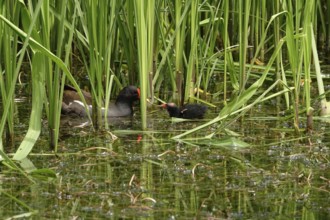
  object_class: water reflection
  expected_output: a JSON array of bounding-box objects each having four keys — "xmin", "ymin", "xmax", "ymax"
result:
[{"xmin": 1, "ymin": 105, "xmax": 330, "ymax": 219}]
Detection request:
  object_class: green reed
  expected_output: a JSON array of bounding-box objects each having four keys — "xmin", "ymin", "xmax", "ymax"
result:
[
  {"xmin": 49, "ymin": 0, "xmax": 76, "ymax": 149},
  {"xmin": 1, "ymin": 3, "xmax": 330, "ymax": 217},
  {"xmin": 170, "ymin": 0, "xmax": 185, "ymax": 103},
  {"xmin": 0, "ymin": 0, "xmax": 41, "ymax": 154},
  {"xmin": 75, "ymin": 0, "xmax": 117, "ymax": 128},
  {"xmin": 238, "ymin": 0, "xmax": 250, "ymax": 91},
  {"xmin": 173, "ymin": 10, "xmax": 287, "ymax": 139},
  {"xmin": 1, "ymin": 0, "xmax": 87, "ymax": 156},
  {"xmin": 133, "ymin": 1, "xmax": 156, "ymax": 129},
  {"xmin": 17, "ymin": 0, "xmax": 77, "ymax": 152},
  {"xmin": 0, "ymin": 1, "xmax": 20, "ymax": 148},
  {"xmin": 174, "ymin": 0, "xmax": 328, "ymax": 138},
  {"xmin": 0, "ymin": 0, "xmax": 329, "ymax": 151}
]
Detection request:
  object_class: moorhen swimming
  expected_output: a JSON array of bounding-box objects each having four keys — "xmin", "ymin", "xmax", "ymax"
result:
[
  {"xmin": 61, "ymin": 85, "xmax": 140, "ymax": 117},
  {"xmin": 162, "ymin": 103, "xmax": 207, "ymax": 119}
]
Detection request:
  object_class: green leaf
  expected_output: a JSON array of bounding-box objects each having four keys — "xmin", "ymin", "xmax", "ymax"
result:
[
  {"xmin": 30, "ymin": 168, "xmax": 57, "ymax": 180},
  {"xmin": 13, "ymin": 52, "xmax": 45, "ymax": 160},
  {"xmin": 198, "ymin": 137, "xmax": 250, "ymax": 149},
  {"xmin": 0, "ymin": 149, "xmax": 35, "ymax": 183}
]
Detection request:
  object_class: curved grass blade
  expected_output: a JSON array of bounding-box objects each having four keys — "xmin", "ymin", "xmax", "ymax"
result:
[
  {"xmin": 13, "ymin": 52, "xmax": 45, "ymax": 160},
  {"xmin": 0, "ymin": 0, "xmax": 43, "ymax": 152},
  {"xmin": 0, "ymin": 149, "xmax": 34, "ymax": 183},
  {"xmin": 0, "ymin": 14, "xmax": 92, "ymax": 124}
]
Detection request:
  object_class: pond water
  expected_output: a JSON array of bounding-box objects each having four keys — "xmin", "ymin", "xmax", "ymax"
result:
[{"xmin": 1, "ymin": 93, "xmax": 330, "ymax": 219}]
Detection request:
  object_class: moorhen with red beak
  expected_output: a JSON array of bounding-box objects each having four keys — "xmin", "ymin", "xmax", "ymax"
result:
[
  {"xmin": 162, "ymin": 103, "xmax": 207, "ymax": 119},
  {"xmin": 61, "ymin": 85, "xmax": 140, "ymax": 117}
]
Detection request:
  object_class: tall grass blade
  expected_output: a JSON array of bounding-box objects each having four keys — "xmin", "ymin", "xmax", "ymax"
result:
[
  {"xmin": 311, "ymin": 25, "xmax": 330, "ymax": 116},
  {"xmin": 0, "ymin": 1, "xmax": 21, "ymax": 146},
  {"xmin": 0, "ymin": 2, "xmax": 90, "ymax": 153},
  {"xmin": 0, "ymin": 0, "xmax": 43, "ymax": 152},
  {"xmin": 13, "ymin": 52, "xmax": 45, "ymax": 160},
  {"xmin": 134, "ymin": 1, "xmax": 155, "ymax": 129},
  {"xmin": 173, "ymin": 38, "xmax": 285, "ymax": 139},
  {"xmin": 75, "ymin": 0, "xmax": 118, "ymax": 129}
]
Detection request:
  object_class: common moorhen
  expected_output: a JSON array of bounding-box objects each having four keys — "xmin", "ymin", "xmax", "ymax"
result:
[
  {"xmin": 61, "ymin": 85, "xmax": 140, "ymax": 117},
  {"xmin": 162, "ymin": 103, "xmax": 207, "ymax": 119}
]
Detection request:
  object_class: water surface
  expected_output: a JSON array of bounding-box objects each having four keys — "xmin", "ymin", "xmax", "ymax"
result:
[{"xmin": 1, "ymin": 98, "xmax": 330, "ymax": 219}]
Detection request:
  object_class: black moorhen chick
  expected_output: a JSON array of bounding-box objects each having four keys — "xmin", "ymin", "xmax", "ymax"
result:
[
  {"xmin": 61, "ymin": 85, "xmax": 140, "ymax": 117},
  {"xmin": 162, "ymin": 103, "xmax": 207, "ymax": 119}
]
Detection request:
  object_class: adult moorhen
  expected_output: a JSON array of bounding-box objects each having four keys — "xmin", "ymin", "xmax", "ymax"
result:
[
  {"xmin": 162, "ymin": 103, "xmax": 207, "ymax": 119},
  {"xmin": 61, "ymin": 85, "xmax": 140, "ymax": 117}
]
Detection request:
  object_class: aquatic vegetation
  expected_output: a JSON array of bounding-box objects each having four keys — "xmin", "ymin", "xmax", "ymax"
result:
[{"xmin": 0, "ymin": 0, "xmax": 330, "ymax": 218}]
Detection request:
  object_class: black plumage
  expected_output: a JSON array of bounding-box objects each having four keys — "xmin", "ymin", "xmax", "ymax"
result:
[{"xmin": 162, "ymin": 103, "xmax": 207, "ymax": 119}]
